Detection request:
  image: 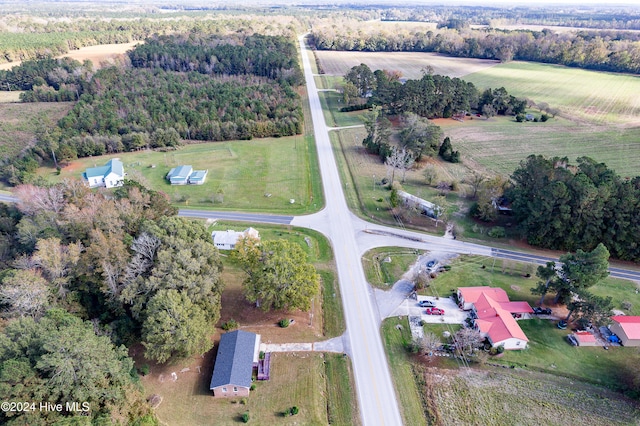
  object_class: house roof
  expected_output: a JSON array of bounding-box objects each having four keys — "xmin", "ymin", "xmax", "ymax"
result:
[
  {"xmin": 611, "ymin": 316, "xmax": 640, "ymax": 340},
  {"xmin": 168, "ymin": 165, "xmax": 193, "ymax": 180},
  {"xmin": 189, "ymin": 170, "xmax": 208, "ymax": 181},
  {"xmin": 212, "ymin": 228, "xmax": 260, "ymax": 247},
  {"xmin": 212, "ymin": 230, "xmax": 243, "ymax": 246},
  {"xmin": 462, "ymin": 286, "xmax": 531, "ymax": 344},
  {"xmin": 574, "ymin": 331, "xmax": 597, "ymax": 343},
  {"xmin": 459, "ymin": 287, "xmax": 510, "ymax": 304},
  {"xmin": 84, "ymin": 158, "xmax": 124, "ymax": 179},
  {"xmin": 476, "ymin": 308, "xmax": 529, "ymax": 343},
  {"xmin": 210, "ymin": 330, "xmax": 257, "ymax": 389}
]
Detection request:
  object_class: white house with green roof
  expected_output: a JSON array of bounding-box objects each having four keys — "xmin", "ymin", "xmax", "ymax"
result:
[{"xmin": 82, "ymin": 158, "xmax": 125, "ymax": 188}]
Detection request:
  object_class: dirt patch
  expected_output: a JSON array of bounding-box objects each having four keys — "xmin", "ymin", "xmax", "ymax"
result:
[{"xmin": 510, "ymin": 285, "xmax": 521, "ymax": 292}]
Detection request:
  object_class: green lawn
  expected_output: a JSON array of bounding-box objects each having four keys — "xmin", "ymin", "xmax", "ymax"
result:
[
  {"xmin": 381, "ymin": 317, "xmax": 428, "ymax": 426},
  {"xmin": 464, "ymin": 61, "xmax": 640, "ymax": 125},
  {"xmin": 40, "ymin": 135, "xmax": 324, "ymax": 214},
  {"xmin": 324, "ymin": 353, "xmax": 361, "ymax": 425},
  {"xmin": 318, "ymin": 91, "xmax": 367, "ymax": 128},
  {"xmin": 361, "ymin": 247, "xmax": 424, "ymax": 289}
]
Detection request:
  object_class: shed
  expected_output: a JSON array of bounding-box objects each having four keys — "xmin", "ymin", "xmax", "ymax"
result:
[
  {"xmin": 188, "ymin": 169, "xmax": 208, "ymax": 185},
  {"xmin": 210, "ymin": 330, "xmax": 261, "ymax": 398},
  {"xmin": 571, "ymin": 330, "xmax": 598, "ymax": 347},
  {"xmin": 166, "ymin": 165, "xmax": 193, "ymax": 185},
  {"xmin": 610, "ymin": 316, "xmax": 640, "ymax": 347}
]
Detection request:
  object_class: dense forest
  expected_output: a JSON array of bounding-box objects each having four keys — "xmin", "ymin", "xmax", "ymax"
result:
[
  {"xmin": 311, "ymin": 26, "xmax": 640, "ymax": 74},
  {"xmin": 507, "ymin": 155, "xmax": 640, "ymax": 262},
  {"xmin": 0, "ymin": 33, "xmax": 303, "ymax": 184},
  {"xmin": 0, "ymin": 180, "xmax": 224, "ymax": 424}
]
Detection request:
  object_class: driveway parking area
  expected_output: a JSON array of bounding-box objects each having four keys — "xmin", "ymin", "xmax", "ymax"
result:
[{"xmin": 413, "ymin": 296, "xmax": 468, "ymax": 324}]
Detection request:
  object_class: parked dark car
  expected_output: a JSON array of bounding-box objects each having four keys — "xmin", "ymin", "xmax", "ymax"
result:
[
  {"xmin": 426, "ymin": 260, "xmax": 436, "ymax": 269},
  {"xmin": 418, "ymin": 300, "xmax": 436, "ymax": 308},
  {"xmin": 533, "ymin": 307, "xmax": 552, "ymax": 315},
  {"xmin": 425, "ymin": 307, "xmax": 445, "ymax": 315}
]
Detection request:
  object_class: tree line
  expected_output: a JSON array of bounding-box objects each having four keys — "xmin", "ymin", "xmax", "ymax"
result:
[
  {"xmin": 311, "ymin": 26, "xmax": 640, "ymax": 74},
  {"xmin": 507, "ymin": 155, "xmax": 640, "ymax": 262}
]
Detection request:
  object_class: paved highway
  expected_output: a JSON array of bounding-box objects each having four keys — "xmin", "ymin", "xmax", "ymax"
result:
[
  {"xmin": 295, "ymin": 34, "xmax": 404, "ymax": 425},
  {"xmin": 178, "ymin": 209, "xmax": 293, "ymax": 225}
]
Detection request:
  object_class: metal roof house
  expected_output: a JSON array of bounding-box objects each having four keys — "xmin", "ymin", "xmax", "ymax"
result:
[
  {"xmin": 212, "ymin": 228, "xmax": 260, "ymax": 250},
  {"xmin": 210, "ymin": 330, "xmax": 261, "ymax": 398},
  {"xmin": 82, "ymin": 158, "xmax": 125, "ymax": 188},
  {"xmin": 166, "ymin": 165, "xmax": 193, "ymax": 185}
]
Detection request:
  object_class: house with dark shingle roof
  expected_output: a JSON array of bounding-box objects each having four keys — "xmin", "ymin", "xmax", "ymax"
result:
[{"xmin": 210, "ymin": 330, "xmax": 261, "ymax": 397}]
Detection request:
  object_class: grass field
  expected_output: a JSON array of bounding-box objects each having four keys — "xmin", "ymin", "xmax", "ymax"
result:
[
  {"xmin": 318, "ymin": 91, "xmax": 365, "ymax": 128},
  {"xmin": 139, "ymin": 221, "xmax": 357, "ymax": 426},
  {"xmin": 41, "ymin": 135, "xmax": 324, "ymax": 214},
  {"xmin": 419, "ymin": 365, "xmax": 640, "ymax": 426},
  {"xmin": 440, "ymin": 114, "xmax": 640, "ymax": 180},
  {"xmin": 0, "ymin": 91, "xmax": 22, "ymax": 102},
  {"xmin": 314, "ymin": 50, "xmax": 499, "ymax": 79},
  {"xmin": 464, "ymin": 61, "xmax": 640, "ymax": 126},
  {"xmin": 142, "ymin": 352, "xmax": 357, "ymax": 426},
  {"xmin": 361, "ymin": 247, "xmax": 424, "ymax": 289},
  {"xmin": 381, "ymin": 317, "xmax": 429, "ymax": 426}
]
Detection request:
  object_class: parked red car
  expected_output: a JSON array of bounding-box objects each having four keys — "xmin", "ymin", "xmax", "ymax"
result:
[{"xmin": 425, "ymin": 307, "xmax": 445, "ymax": 315}]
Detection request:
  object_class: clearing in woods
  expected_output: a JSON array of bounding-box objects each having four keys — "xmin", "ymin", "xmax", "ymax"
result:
[
  {"xmin": 0, "ymin": 42, "xmax": 141, "ymax": 71},
  {"xmin": 0, "ymin": 102, "xmax": 73, "ymax": 160},
  {"xmin": 314, "ymin": 50, "xmax": 499, "ymax": 79}
]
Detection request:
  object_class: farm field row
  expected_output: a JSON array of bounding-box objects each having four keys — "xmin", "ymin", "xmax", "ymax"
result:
[
  {"xmin": 440, "ymin": 115, "xmax": 640, "ymax": 178},
  {"xmin": 314, "ymin": 49, "xmax": 499, "ymax": 80},
  {"xmin": 40, "ymin": 135, "xmax": 324, "ymax": 214},
  {"xmin": 464, "ymin": 61, "xmax": 640, "ymax": 126}
]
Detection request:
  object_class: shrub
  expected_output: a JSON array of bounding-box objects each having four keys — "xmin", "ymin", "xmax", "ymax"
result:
[
  {"xmin": 139, "ymin": 364, "xmax": 150, "ymax": 376},
  {"xmin": 222, "ymin": 319, "xmax": 238, "ymax": 331},
  {"xmin": 488, "ymin": 226, "xmax": 506, "ymax": 238},
  {"xmin": 241, "ymin": 412, "xmax": 250, "ymax": 423},
  {"xmin": 515, "ymin": 113, "xmax": 525, "ymax": 122},
  {"xmin": 279, "ymin": 318, "xmax": 290, "ymax": 328},
  {"xmin": 540, "ymin": 113, "xmax": 549, "ymax": 122},
  {"xmin": 622, "ymin": 301, "xmax": 633, "ymax": 311},
  {"xmin": 240, "ymin": 398, "xmax": 248, "ymax": 405},
  {"xmin": 443, "ymin": 265, "xmax": 452, "ymax": 271},
  {"xmin": 496, "ymin": 344, "xmax": 505, "ymax": 354},
  {"xmin": 259, "ymin": 351, "xmax": 265, "ymax": 360},
  {"xmin": 250, "ymin": 384, "xmax": 256, "ymax": 391},
  {"xmin": 290, "ymin": 406, "xmax": 299, "ymax": 415}
]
